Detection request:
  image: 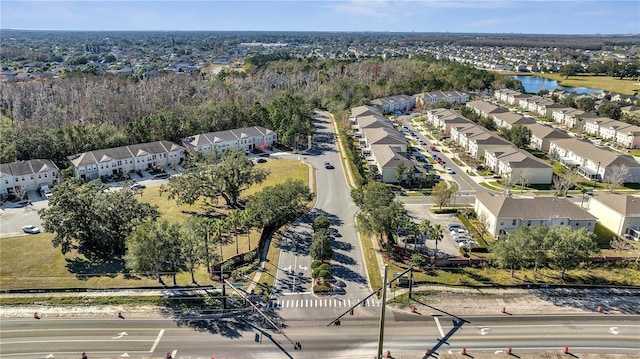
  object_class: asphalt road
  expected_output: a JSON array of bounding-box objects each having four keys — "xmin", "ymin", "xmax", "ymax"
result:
[
  {"xmin": 272, "ymin": 110, "xmax": 372, "ymax": 318},
  {"xmin": 2, "ymin": 314, "xmax": 638, "ymax": 358}
]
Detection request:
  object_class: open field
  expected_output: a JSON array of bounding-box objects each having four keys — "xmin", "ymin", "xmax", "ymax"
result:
[{"xmin": 0, "ymin": 159, "xmax": 308, "ymax": 291}]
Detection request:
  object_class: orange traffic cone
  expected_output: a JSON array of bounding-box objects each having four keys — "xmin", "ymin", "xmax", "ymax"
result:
[
  {"xmin": 461, "ymin": 347, "xmax": 467, "ymax": 355},
  {"xmin": 507, "ymin": 347, "xmax": 512, "ymax": 355},
  {"xmin": 563, "ymin": 346, "xmax": 569, "ymax": 354},
  {"xmin": 386, "ymin": 350, "xmax": 392, "ymax": 358}
]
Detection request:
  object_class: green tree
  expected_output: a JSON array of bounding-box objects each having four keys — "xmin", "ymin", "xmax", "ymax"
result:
[
  {"xmin": 490, "ymin": 234, "xmax": 524, "ymax": 277},
  {"xmin": 575, "ymin": 97, "xmax": 596, "ymax": 112},
  {"xmin": 212, "ymin": 218, "xmax": 228, "ymax": 262},
  {"xmin": 163, "ymin": 149, "xmax": 269, "ymax": 210},
  {"xmin": 353, "ymin": 181, "xmax": 406, "ymax": 242},
  {"xmin": 411, "ymin": 253, "xmax": 426, "ymax": 268},
  {"xmin": 548, "ymin": 226, "xmax": 600, "ymax": 280},
  {"xmin": 310, "ymin": 228, "xmax": 333, "ymax": 262},
  {"xmin": 226, "ymin": 209, "xmax": 242, "ymax": 255},
  {"xmin": 240, "ymin": 208, "xmax": 256, "ymax": 252},
  {"xmin": 430, "ymin": 224, "xmax": 443, "ymax": 253},
  {"xmin": 246, "ymin": 179, "xmax": 313, "ymax": 228},
  {"xmin": 125, "ymin": 220, "xmax": 182, "ymax": 285},
  {"xmin": 213, "ymin": 149, "xmax": 269, "ymax": 207},
  {"xmin": 508, "ymin": 125, "xmax": 532, "ymax": 149},
  {"xmin": 313, "ymin": 215, "xmax": 331, "ymax": 232},
  {"xmin": 597, "ymin": 103, "xmax": 622, "ymax": 120},
  {"xmin": 180, "ymin": 218, "xmax": 209, "ymax": 284},
  {"xmin": 39, "ymin": 179, "xmax": 159, "ymax": 257}
]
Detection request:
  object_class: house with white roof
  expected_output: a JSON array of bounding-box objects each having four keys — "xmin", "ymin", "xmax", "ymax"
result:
[
  {"xmin": 1, "ymin": 159, "xmax": 60, "ymax": 198},
  {"xmin": 484, "ymin": 146, "xmax": 553, "ymax": 184},
  {"xmin": 475, "ymin": 192, "xmax": 597, "ymax": 238},
  {"xmin": 415, "ymin": 91, "xmax": 469, "ymax": 107},
  {"xmin": 425, "ymin": 109, "xmax": 474, "ymax": 133},
  {"xmin": 68, "ymin": 141, "xmax": 185, "ymax": 181}
]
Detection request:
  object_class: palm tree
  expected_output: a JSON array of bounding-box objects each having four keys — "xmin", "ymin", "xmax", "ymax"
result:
[
  {"xmin": 430, "ymin": 224, "xmax": 443, "ymax": 254},
  {"xmin": 226, "ymin": 209, "xmax": 242, "ymax": 255},
  {"xmin": 418, "ymin": 219, "xmax": 432, "ymax": 242},
  {"xmin": 241, "ymin": 209, "xmax": 254, "ymax": 252},
  {"xmin": 212, "ymin": 218, "xmax": 227, "ymax": 261}
]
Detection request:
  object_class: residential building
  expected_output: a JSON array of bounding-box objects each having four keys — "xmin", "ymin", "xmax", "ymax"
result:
[
  {"xmin": 415, "ymin": 91, "xmax": 469, "ymax": 107},
  {"xmin": 491, "ymin": 111, "xmax": 535, "ymax": 130},
  {"xmin": 425, "ymin": 109, "xmax": 474, "ymax": 133},
  {"xmin": 348, "ymin": 105, "xmax": 383, "ymax": 122},
  {"xmin": 370, "ymin": 95, "xmax": 415, "ymax": 114},
  {"xmin": 548, "ymin": 138, "xmax": 640, "ymax": 183},
  {"xmin": 370, "ymin": 145, "xmax": 415, "ymax": 183},
  {"xmin": 474, "ymin": 192, "xmax": 597, "ymax": 238},
  {"xmin": 467, "ymin": 132, "xmax": 513, "ymax": 159},
  {"xmin": 587, "ymin": 193, "xmax": 640, "ymax": 241},
  {"xmin": 466, "ymin": 100, "xmax": 509, "ymax": 118},
  {"xmin": 484, "ymin": 146, "xmax": 554, "ymax": 184},
  {"xmin": 583, "ymin": 117, "xmax": 616, "ymax": 137},
  {"xmin": 68, "ymin": 141, "xmax": 185, "ymax": 181},
  {"xmin": 615, "ymin": 125, "xmax": 640, "ymax": 149},
  {"xmin": 182, "ymin": 126, "xmax": 277, "ymax": 154},
  {"xmin": 524, "ymin": 123, "xmax": 571, "ymax": 152},
  {"xmin": 494, "ymin": 89, "xmax": 530, "ymax": 106},
  {"xmin": 0, "ymin": 159, "xmax": 60, "ymax": 198}
]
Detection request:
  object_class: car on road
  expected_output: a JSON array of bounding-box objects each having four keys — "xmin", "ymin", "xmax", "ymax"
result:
[
  {"xmin": 22, "ymin": 225, "xmax": 41, "ymax": 234},
  {"xmin": 446, "ymin": 167, "xmax": 455, "ymax": 174},
  {"xmin": 324, "ymin": 162, "xmax": 334, "ymax": 169},
  {"xmin": 256, "ymin": 158, "xmax": 267, "ymax": 163}
]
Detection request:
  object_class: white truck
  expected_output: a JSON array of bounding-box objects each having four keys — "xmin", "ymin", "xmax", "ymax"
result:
[{"xmin": 40, "ymin": 184, "xmax": 53, "ymax": 199}]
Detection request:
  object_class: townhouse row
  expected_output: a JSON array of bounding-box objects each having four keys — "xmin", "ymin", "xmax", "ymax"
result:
[
  {"xmin": 1, "ymin": 126, "xmax": 277, "ymax": 197},
  {"xmin": 475, "ymin": 191, "xmax": 640, "ymax": 241},
  {"xmin": 495, "ymin": 88, "xmax": 640, "ymax": 149}
]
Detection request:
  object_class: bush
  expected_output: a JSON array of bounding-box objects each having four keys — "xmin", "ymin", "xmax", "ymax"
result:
[
  {"xmin": 313, "ymin": 284, "xmax": 331, "ymax": 293},
  {"xmin": 310, "ymin": 260, "xmax": 323, "ymax": 269}
]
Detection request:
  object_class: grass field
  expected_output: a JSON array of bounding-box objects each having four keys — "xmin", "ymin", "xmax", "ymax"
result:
[{"xmin": 0, "ymin": 159, "xmax": 309, "ymax": 291}]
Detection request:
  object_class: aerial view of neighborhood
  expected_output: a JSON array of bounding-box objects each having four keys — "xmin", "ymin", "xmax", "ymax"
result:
[{"xmin": 1, "ymin": 1, "xmax": 639, "ymax": 358}]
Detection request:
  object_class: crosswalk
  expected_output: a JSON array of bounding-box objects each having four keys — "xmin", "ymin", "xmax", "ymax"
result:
[{"xmin": 268, "ymin": 297, "xmax": 380, "ymax": 309}]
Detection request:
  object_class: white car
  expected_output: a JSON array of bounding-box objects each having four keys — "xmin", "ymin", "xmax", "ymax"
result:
[
  {"xmin": 446, "ymin": 167, "xmax": 455, "ymax": 174},
  {"xmin": 22, "ymin": 225, "xmax": 41, "ymax": 234},
  {"xmin": 450, "ymin": 228, "xmax": 469, "ymax": 235},
  {"xmin": 458, "ymin": 240, "xmax": 478, "ymax": 247}
]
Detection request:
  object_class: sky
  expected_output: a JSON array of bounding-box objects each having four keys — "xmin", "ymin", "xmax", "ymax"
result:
[{"xmin": 1, "ymin": 0, "xmax": 639, "ymax": 34}]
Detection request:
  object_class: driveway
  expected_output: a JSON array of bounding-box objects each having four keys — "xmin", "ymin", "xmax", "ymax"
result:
[{"xmin": 0, "ymin": 191, "xmax": 48, "ymax": 238}]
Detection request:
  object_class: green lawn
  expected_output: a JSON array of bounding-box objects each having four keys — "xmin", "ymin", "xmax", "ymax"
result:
[
  {"xmin": 535, "ymin": 73, "xmax": 640, "ymax": 95},
  {"xmin": 0, "ymin": 159, "xmax": 308, "ymax": 291}
]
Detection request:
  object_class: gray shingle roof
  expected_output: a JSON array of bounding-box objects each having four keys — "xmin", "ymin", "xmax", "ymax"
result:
[{"xmin": 477, "ymin": 192, "xmax": 597, "ymax": 220}]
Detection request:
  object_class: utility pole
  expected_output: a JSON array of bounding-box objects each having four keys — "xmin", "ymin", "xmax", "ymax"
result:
[{"xmin": 376, "ymin": 265, "xmax": 388, "ymax": 359}]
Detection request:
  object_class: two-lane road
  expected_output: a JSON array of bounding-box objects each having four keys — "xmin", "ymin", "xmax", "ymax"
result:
[{"xmin": 272, "ymin": 110, "xmax": 372, "ymax": 320}]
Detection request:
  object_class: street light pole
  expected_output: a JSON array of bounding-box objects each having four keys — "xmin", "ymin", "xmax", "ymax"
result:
[{"xmin": 376, "ymin": 265, "xmax": 389, "ymax": 359}]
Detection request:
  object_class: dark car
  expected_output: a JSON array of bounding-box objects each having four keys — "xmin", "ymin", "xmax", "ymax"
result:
[
  {"xmin": 324, "ymin": 162, "xmax": 335, "ymax": 169},
  {"xmin": 256, "ymin": 158, "xmax": 267, "ymax": 163}
]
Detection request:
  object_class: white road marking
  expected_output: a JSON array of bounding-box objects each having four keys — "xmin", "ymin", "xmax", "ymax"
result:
[
  {"xmin": 434, "ymin": 317, "xmax": 445, "ymax": 338},
  {"xmin": 120, "ymin": 353, "xmax": 129, "ymax": 357},
  {"xmin": 171, "ymin": 350, "xmax": 177, "ymax": 359},
  {"xmin": 149, "ymin": 329, "xmax": 164, "ymax": 353},
  {"xmin": 112, "ymin": 331, "xmax": 128, "ymax": 340},
  {"xmin": 46, "ymin": 355, "xmax": 54, "ymax": 358},
  {"xmin": 609, "ymin": 327, "xmax": 620, "ymax": 335},
  {"xmin": 479, "ymin": 327, "xmax": 490, "ymax": 336}
]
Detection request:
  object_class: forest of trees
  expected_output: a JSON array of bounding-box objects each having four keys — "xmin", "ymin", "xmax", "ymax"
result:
[{"xmin": 1, "ymin": 56, "xmax": 521, "ymax": 168}]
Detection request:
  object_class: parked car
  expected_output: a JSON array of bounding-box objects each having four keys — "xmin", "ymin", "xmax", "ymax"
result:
[
  {"xmin": 130, "ymin": 183, "xmax": 146, "ymax": 190},
  {"xmin": 256, "ymin": 158, "xmax": 267, "ymax": 163},
  {"xmin": 22, "ymin": 225, "xmax": 41, "ymax": 234},
  {"xmin": 458, "ymin": 240, "xmax": 478, "ymax": 247},
  {"xmin": 447, "ymin": 223, "xmax": 462, "ymax": 231}
]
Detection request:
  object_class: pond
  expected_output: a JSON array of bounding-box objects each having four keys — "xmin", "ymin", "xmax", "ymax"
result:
[{"xmin": 511, "ymin": 75, "xmax": 604, "ymax": 95}]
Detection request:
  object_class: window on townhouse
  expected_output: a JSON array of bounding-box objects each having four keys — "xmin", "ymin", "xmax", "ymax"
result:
[
  {"xmin": 560, "ymin": 222, "xmax": 564, "ymax": 225},
  {"xmin": 527, "ymin": 221, "xmax": 531, "ymax": 226},
  {"xmin": 38, "ymin": 175, "xmax": 41, "ymax": 179},
  {"xmin": 575, "ymin": 223, "xmax": 579, "ymax": 226},
  {"xmin": 4, "ymin": 180, "xmax": 8, "ymax": 184},
  {"xmin": 44, "ymin": 174, "xmax": 47, "ymax": 178},
  {"xmin": 499, "ymin": 221, "xmax": 504, "ymax": 226},
  {"xmin": 512, "ymin": 219, "xmax": 516, "ymax": 226}
]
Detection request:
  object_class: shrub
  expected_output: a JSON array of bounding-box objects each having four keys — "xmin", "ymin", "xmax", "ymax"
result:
[
  {"xmin": 313, "ymin": 284, "xmax": 331, "ymax": 293},
  {"xmin": 310, "ymin": 260, "xmax": 323, "ymax": 269}
]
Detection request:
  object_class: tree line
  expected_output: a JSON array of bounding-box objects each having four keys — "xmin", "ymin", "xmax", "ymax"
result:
[{"xmin": 2, "ymin": 56, "xmax": 521, "ymax": 168}]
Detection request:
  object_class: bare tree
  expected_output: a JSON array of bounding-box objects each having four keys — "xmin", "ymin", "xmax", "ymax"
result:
[
  {"xmin": 515, "ymin": 167, "xmax": 533, "ymax": 193},
  {"xmin": 476, "ymin": 211, "xmax": 491, "ymax": 240},
  {"xmin": 610, "ymin": 236, "xmax": 635, "ymax": 254},
  {"xmin": 605, "ymin": 165, "xmax": 629, "ymax": 193}
]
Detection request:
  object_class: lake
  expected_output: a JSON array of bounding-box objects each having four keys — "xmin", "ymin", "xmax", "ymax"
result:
[{"xmin": 511, "ymin": 75, "xmax": 604, "ymax": 95}]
